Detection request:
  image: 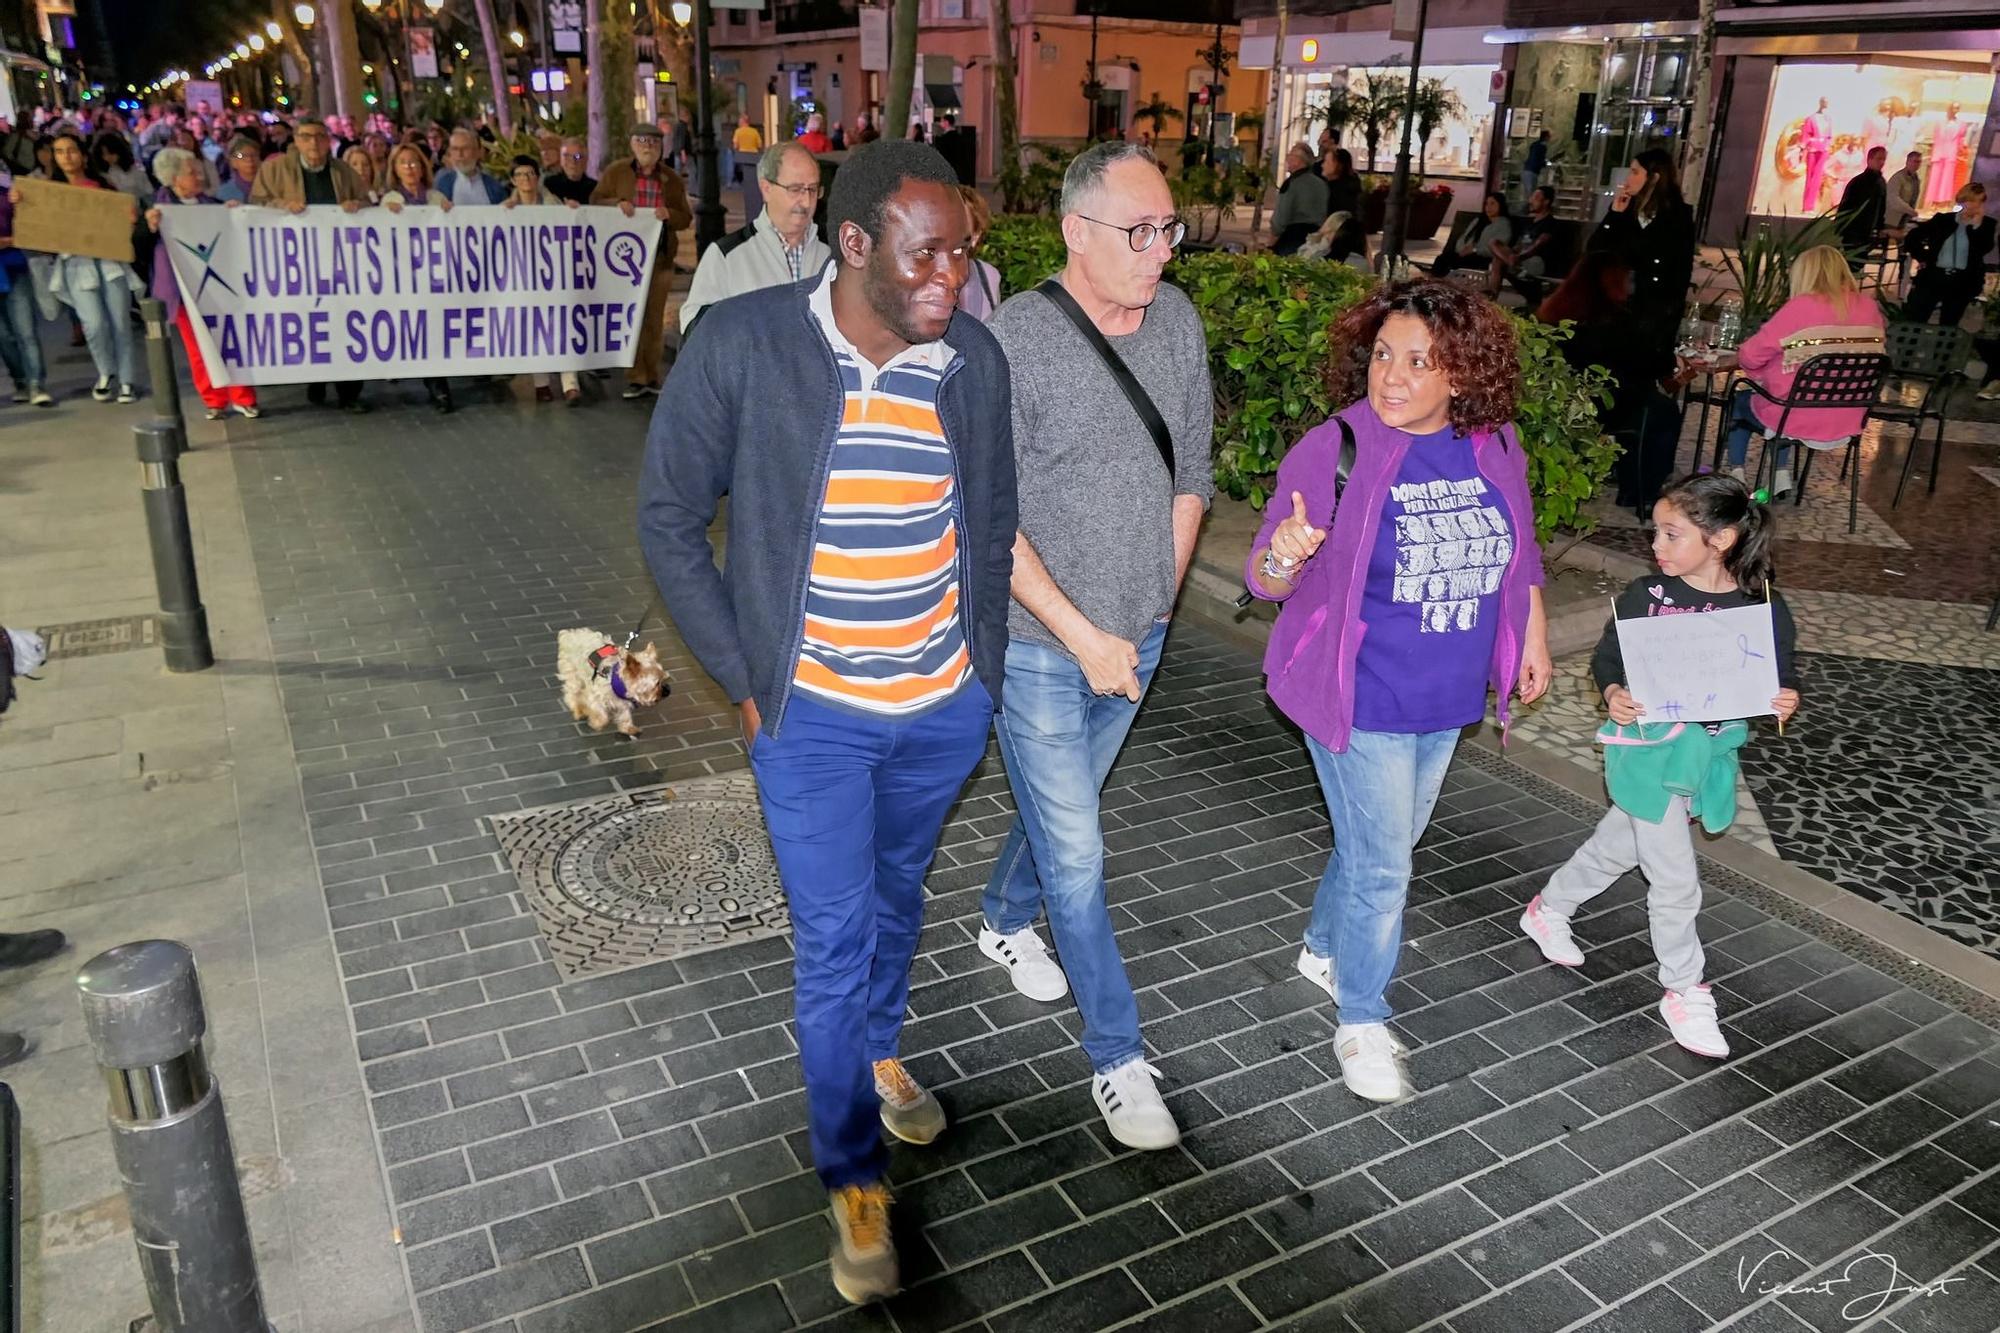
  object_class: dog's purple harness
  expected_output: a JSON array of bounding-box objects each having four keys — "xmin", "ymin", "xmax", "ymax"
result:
[{"xmin": 589, "ymin": 643, "xmax": 630, "ymax": 700}]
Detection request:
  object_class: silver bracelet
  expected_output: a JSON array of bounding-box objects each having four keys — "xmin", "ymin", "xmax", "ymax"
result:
[{"xmin": 1261, "ymin": 549, "xmax": 1303, "ymax": 584}]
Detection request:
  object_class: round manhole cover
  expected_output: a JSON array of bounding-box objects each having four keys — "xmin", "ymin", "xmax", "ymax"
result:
[
  {"xmin": 554, "ymin": 799, "xmax": 782, "ymax": 927},
  {"xmin": 492, "ymin": 774, "xmax": 791, "ymax": 976}
]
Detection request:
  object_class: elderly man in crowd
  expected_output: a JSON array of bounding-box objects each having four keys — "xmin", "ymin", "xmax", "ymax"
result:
[
  {"xmin": 543, "ymin": 136, "xmax": 596, "ymax": 205},
  {"xmin": 434, "ymin": 128, "xmax": 508, "ymax": 205},
  {"xmin": 1271, "ymin": 140, "xmax": 1330, "ymax": 255},
  {"xmin": 681, "ymin": 142, "xmax": 830, "ymax": 333},
  {"xmin": 592, "ymin": 122, "xmax": 693, "ymax": 398},
  {"xmin": 251, "ymin": 118, "xmax": 370, "ymax": 412}
]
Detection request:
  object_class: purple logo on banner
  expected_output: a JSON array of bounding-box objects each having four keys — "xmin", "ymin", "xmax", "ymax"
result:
[{"xmin": 605, "ymin": 231, "xmax": 649, "ymax": 286}]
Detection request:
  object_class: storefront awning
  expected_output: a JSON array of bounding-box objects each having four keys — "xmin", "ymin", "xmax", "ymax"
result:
[
  {"xmin": 1717, "ymin": 0, "xmax": 2000, "ymax": 36},
  {"xmin": 0, "ymin": 46, "xmax": 49, "ymax": 73},
  {"xmin": 923, "ymin": 83, "xmax": 961, "ymax": 109},
  {"xmin": 1480, "ymin": 21, "xmax": 1700, "ymax": 46}
]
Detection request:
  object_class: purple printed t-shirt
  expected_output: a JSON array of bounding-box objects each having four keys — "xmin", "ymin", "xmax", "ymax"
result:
[{"xmin": 1351, "ymin": 425, "xmax": 1514, "ymax": 734}]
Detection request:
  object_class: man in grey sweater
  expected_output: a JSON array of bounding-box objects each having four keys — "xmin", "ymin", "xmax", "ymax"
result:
[{"xmin": 976, "ymin": 142, "xmax": 1214, "ymax": 1151}]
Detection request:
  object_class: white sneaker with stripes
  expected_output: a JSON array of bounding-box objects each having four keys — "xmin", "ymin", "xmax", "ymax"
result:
[
  {"xmin": 1092, "ymin": 1058, "xmax": 1180, "ymax": 1150},
  {"xmin": 978, "ymin": 925, "xmax": 1069, "ymax": 1002}
]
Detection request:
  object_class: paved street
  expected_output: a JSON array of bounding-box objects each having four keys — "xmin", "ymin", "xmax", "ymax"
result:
[{"xmin": 5, "ymin": 325, "xmax": 2000, "ymax": 1332}]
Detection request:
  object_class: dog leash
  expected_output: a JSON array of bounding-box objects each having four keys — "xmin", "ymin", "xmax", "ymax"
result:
[{"xmin": 621, "ymin": 593, "xmax": 667, "ymax": 652}]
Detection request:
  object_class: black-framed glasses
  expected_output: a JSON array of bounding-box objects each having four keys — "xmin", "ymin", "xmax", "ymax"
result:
[
  {"xmin": 1077, "ymin": 214, "xmax": 1186, "ymax": 253},
  {"xmin": 768, "ymin": 179, "xmax": 822, "ymax": 200}
]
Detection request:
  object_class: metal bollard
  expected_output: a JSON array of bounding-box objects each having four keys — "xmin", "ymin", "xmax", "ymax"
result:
[
  {"xmin": 77, "ymin": 942, "xmax": 273, "ymax": 1333},
  {"xmin": 139, "ymin": 298, "xmax": 183, "ymax": 437},
  {"xmin": 134, "ymin": 415, "xmax": 213, "ymax": 673}
]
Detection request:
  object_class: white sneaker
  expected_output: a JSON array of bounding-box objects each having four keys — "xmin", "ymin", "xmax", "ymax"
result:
[
  {"xmin": 29, "ymin": 386, "xmax": 52, "ymax": 407},
  {"xmin": 204, "ymin": 406, "xmax": 224, "ymax": 420},
  {"xmin": 8, "ymin": 386, "xmax": 24, "ymax": 403},
  {"xmin": 978, "ymin": 925, "xmax": 1068, "ymax": 1002},
  {"xmin": 1296, "ymin": 945, "xmax": 1336, "ymax": 1000},
  {"xmin": 90, "ymin": 375, "xmax": 112, "ymax": 402},
  {"xmin": 1771, "ymin": 467, "xmax": 1794, "ymax": 499},
  {"xmin": 1726, "ymin": 465, "xmax": 1747, "ymax": 482},
  {"xmin": 1334, "ymin": 1023, "xmax": 1409, "ymax": 1103},
  {"xmin": 1519, "ymin": 895, "xmax": 1586, "ymax": 967},
  {"xmin": 1979, "ymin": 381, "xmax": 2000, "ymax": 401},
  {"xmin": 231, "ymin": 402, "xmax": 261, "ymax": 419},
  {"xmin": 116, "ymin": 384, "xmax": 136, "ymax": 404},
  {"xmin": 1092, "ymin": 1059, "xmax": 1180, "ymax": 1150},
  {"xmin": 1661, "ymin": 986, "xmax": 1729, "ymax": 1058}
]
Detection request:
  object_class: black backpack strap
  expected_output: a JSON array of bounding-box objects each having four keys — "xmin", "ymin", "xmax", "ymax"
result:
[
  {"xmin": 1037, "ymin": 278, "xmax": 1178, "ymax": 484},
  {"xmin": 1235, "ymin": 414, "xmax": 1358, "ymax": 609}
]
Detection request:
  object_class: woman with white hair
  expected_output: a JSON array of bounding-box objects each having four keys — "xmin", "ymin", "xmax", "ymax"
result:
[{"xmin": 145, "ymin": 145, "xmax": 258, "ymax": 419}]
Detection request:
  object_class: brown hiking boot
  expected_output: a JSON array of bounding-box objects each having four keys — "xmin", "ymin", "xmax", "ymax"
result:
[
  {"xmin": 829, "ymin": 1182, "xmax": 898, "ymax": 1304},
  {"xmin": 874, "ymin": 1058, "xmax": 946, "ymax": 1145}
]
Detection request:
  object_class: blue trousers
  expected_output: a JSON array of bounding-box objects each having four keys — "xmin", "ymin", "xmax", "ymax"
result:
[
  {"xmin": 982, "ymin": 619, "xmax": 1167, "ymax": 1074},
  {"xmin": 752, "ymin": 683, "xmax": 993, "ymax": 1189},
  {"xmin": 1304, "ymin": 727, "xmax": 1460, "ymax": 1025}
]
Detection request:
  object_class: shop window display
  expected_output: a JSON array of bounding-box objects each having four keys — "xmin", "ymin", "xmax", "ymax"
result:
[{"xmin": 1750, "ymin": 62, "xmax": 1994, "ymax": 218}]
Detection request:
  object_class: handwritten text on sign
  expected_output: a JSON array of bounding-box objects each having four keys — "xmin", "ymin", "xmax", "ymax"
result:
[
  {"xmin": 158, "ymin": 204, "xmax": 663, "ymax": 385},
  {"xmin": 13, "ymin": 176, "xmax": 136, "ymax": 263},
  {"xmin": 1615, "ymin": 602, "xmax": 1780, "ymax": 723}
]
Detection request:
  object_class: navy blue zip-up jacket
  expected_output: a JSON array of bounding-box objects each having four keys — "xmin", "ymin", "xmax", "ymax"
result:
[{"xmin": 638, "ymin": 278, "xmax": 1017, "ymax": 737}]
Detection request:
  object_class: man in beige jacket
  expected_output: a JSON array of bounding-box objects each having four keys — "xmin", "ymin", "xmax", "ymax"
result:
[{"xmin": 251, "ymin": 118, "xmax": 371, "ymax": 411}]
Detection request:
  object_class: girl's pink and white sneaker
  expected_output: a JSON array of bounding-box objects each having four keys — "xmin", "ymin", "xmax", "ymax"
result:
[
  {"xmin": 1661, "ymin": 985, "xmax": 1729, "ymax": 1058},
  {"xmin": 1519, "ymin": 895, "xmax": 1585, "ymax": 967}
]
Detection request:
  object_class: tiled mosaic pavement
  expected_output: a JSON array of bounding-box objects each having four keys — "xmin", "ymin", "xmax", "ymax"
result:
[{"xmin": 229, "ymin": 392, "xmax": 2000, "ymax": 1333}]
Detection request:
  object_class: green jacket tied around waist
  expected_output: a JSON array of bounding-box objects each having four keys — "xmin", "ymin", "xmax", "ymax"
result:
[{"xmin": 1597, "ymin": 719, "xmax": 1749, "ymax": 832}]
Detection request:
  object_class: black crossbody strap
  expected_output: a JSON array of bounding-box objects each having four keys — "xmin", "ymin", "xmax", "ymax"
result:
[
  {"xmin": 1232, "ymin": 416, "xmax": 1356, "ymax": 609},
  {"xmin": 1037, "ymin": 279, "xmax": 1178, "ymax": 483}
]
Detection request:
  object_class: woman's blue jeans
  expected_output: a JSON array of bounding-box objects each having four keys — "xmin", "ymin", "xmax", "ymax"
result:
[
  {"xmin": 0, "ymin": 276, "xmax": 44, "ymax": 388},
  {"xmin": 1724, "ymin": 387, "xmax": 1791, "ymax": 472},
  {"xmin": 1303, "ymin": 727, "xmax": 1460, "ymax": 1026},
  {"xmin": 66, "ymin": 259, "xmax": 138, "ymax": 388}
]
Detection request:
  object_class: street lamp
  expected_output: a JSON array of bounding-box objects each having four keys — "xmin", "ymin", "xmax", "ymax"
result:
[
  {"xmin": 248, "ymin": 34, "xmax": 267, "ymax": 52},
  {"xmin": 295, "ymin": 3, "xmax": 315, "ymax": 26},
  {"xmin": 671, "ymin": 1, "xmax": 692, "ymax": 23},
  {"xmin": 508, "ymin": 29, "xmax": 525, "ymax": 47},
  {"xmin": 234, "ymin": 43, "xmax": 250, "ymax": 59},
  {"xmin": 424, "ymin": 0, "xmax": 444, "ymax": 10},
  {"xmin": 266, "ymin": 21, "xmax": 282, "ymax": 40},
  {"xmin": 361, "ymin": 0, "xmax": 382, "ymax": 10}
]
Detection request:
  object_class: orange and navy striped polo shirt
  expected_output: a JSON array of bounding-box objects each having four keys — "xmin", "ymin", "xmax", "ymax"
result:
[{"xmin": 796, "ymin": 268, "xmax": 971, "ymax": 716}]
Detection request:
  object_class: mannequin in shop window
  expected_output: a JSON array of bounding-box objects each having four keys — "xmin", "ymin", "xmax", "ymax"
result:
[
  {"xmin": 1926, "ymin": 104, "xmax": 1971, "ymax": 208},
  {"xmin": 1800, "ymin": 98, "xmax": 1832, "ymax": 213}
]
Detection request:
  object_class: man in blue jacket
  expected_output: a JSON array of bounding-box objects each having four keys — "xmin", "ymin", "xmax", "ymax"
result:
[
  {"xmin": 432, "ymin": 128, "xmax": 507, "ymax": 205},
  {"xmin": 638, "ymin": 140, "xmax": 1016, "ymax": 1306}
]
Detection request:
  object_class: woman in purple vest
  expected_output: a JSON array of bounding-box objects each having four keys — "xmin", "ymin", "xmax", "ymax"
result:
[{"xmin": 1243, "ymin": 279, "xmax": 1552, "ymax": 1104}]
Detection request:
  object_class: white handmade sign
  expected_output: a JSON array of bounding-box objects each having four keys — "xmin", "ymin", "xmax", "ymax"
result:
[
  {"xmin": 1615, "ymin": 602, "xmax": 1780, "ymax": 723},
  {"xmin": 157, "ymin": 204, "xmax": 663, "ymax": 386}
]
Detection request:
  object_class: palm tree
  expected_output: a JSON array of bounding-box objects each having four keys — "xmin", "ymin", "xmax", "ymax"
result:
[
  {"xmin": 990, "ymin": 0, "xmax": 1024, "ymax": 209},
  {"xmin": 1348, "ymin": 70, "xmax": 1403, "ymax": 173},
  {"xmin": 885, "ymin": 0, "xmax": 919, "ymax": 136},
  {"xmin": 471, "ymin": 0, "xmax": 513, "ymax": 136},
  {"xmin": 1131, "ymin": 94, "xmax": 1183, "ymax": 145},
  {"xmin": 1307, "ymin": 86, "xmax": 1354, "ymax": 150},
  {"xmin": 1410, "ymin": 78, "xmax": 1465, "ymax": 180}
]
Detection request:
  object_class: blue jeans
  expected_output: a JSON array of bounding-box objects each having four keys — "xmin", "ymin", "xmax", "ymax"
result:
[
  {"xmin": 983, "ymin": 619, "xmax": 1168, "ymax": 1074},
  {"xmin": 64, "ymin": 258, "xmax": 137, "ymax": 388},
  {"xmin": 1724, "ymin": 387, "xmax": 1791, "ymax": 472},
  {"xmin": 751, "ymin": 682, "xmax": 994, "ymax": 1190},
  {"xmin": 1304, "ymin": 727, "xmax": 1460, "ymax": 1026},
  {"xmin": 0, "ymin": 273, "xmax": 44, "ymax": 388}
]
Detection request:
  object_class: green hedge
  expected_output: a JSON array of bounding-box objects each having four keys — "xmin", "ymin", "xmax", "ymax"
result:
[{"xmin": 979, "ymin": 216, "xmax": 1616, "ymax": 542}]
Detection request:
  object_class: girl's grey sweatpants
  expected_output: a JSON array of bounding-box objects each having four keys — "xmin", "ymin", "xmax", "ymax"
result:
[{"xmin": 1540, "ymin": 795, "xmax": 1706, "ymax": 993}]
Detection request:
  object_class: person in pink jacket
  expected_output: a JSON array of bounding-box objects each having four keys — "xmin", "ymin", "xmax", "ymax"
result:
[{"xmin": 1721, "ymin": 244, "xmax": 1886, "ymax": 497}]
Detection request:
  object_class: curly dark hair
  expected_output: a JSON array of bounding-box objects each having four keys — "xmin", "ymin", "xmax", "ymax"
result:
[
  {"xmin": 826, "ymin": 139, "xmax": 960, "ymax": 243},
  {"xmin": 1327, "ymin": 278, "xmax": 1521, "ymax": 435}
]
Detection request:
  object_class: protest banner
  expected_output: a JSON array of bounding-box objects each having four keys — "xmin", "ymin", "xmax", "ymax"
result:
[
  {"xmin": 13, "ymin": 176, "xmax": 136, "ymax": 263},
  {"xmin": 1615, "ymin": 602, "xmax": 1781, "ymax": 723},
  {"xmin": 158, "ymin": 204, "xmax": 665, "ymax": 386}
]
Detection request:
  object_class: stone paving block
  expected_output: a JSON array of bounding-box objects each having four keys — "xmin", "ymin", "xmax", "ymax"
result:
[{"xmin": 490, "ymin": 1181, "xmax": 654, "ymax": 1265}]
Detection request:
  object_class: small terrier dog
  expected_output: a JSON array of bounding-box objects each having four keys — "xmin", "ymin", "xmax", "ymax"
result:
[{"xmin": 557, "ymin": 629, "xmax": 669, "ymax": 736}]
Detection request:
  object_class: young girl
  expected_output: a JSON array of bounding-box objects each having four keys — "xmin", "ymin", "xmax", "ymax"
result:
[{"xmin": 1519, "ymin": 474, "xmax": 1801, "ymax": 1057}]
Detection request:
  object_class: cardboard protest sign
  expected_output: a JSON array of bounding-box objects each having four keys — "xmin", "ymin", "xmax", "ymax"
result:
[
  {"xmin": 1615, "ymin": 602, "xmax": 1781, "ymax": 723},
  {"xmin": 160, "ymin": 204, "xmax": 665, "ymax": 385},
  {"xmin": 12, "ymin": 176, "xmax": 136, "ymax": 263}
]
